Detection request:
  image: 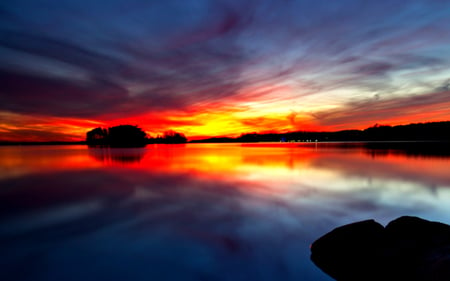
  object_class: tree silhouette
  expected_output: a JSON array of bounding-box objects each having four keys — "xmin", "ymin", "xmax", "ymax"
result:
[
  {"xmin": 86, "ymin": 125, "xmax": 147, "ymax": 147},
  {"xmin": 108, "ymin": 125, "xmax": 147, "ymax": 147},
  {"xmin": 160, "ymin": 130, "xmax": 187, "ymax": 144},
  {"xmin": 86, "ymin": 127, "xmax": 108, "ymax": 145},
  {"xmin": 86, "ymin": 126, "xmax": 188, "ymax": 146}
]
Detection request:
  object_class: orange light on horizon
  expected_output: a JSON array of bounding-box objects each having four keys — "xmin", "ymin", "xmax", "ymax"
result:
[{"xmin": 1, "ymin": 93, "xmax": 450, "ymax": 142}]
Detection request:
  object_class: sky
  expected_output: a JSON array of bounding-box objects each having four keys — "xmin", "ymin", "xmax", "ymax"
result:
[{"xmin": 1, "ymin": 0, "xmax": 450, "ymax": 141}]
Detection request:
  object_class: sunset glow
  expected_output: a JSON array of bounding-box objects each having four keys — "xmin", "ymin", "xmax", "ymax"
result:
[{"xmin": 1, "ymin": 1, "xmax": 450, "ymax": 141}]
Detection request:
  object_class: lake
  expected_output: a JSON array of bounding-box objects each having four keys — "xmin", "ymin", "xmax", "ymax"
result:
[{"xmin": 1, "ymin": 143, "xmax": 450, "ymax": 281}]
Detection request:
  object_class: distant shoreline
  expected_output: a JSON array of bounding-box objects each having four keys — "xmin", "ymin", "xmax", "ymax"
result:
[{"xmin": 2, "ymin": 121, "xmax": 449, "ymax": 146}]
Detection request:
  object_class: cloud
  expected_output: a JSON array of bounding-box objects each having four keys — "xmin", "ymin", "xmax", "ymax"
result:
[
  {"xmin": 312, "ymin": 89, "xmax": 450, "ymax": 128},
  {"xmin": 0, "ymin": 70, "xmax": 129, "ymax": 117},
  {"xmin": 0, "ymin": 20, "xmax": 250, "ymax": 120}
]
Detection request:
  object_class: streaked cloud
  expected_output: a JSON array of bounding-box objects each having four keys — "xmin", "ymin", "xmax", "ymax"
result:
[{"xmin": 1, "ymin": 0, "xmax": 450, "ymax": 140}]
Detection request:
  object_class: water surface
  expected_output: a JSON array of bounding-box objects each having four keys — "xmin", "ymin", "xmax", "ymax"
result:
[{"xmin": 1, "ymin": 143, "xmax": 450, "ymax": 281}]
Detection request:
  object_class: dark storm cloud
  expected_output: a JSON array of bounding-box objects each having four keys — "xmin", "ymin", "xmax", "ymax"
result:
[{"xmin": 1, "ymin": 0, "xmax": 450, "ymax": 119}]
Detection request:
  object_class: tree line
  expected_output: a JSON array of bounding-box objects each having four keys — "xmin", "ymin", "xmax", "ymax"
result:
[
  {"xmin": 86, "ymin": 125, "xmax": 187, "ymax": 147},
  {"xmin": 191, "ymin": 121, "xmax": 450, "ymax": 143},
  {"xmin": 86, "ymin": 121, "xmax": 450, "ymax": 147}
]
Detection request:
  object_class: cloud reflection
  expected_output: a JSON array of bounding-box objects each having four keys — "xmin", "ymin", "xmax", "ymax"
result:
[
  {"xmin": 1, "ymin": 144, "xmax": 450, "ymax": 280},
  {"xmin": 0, "ymin": 167, "xmax": 324, "ymax": 281}
]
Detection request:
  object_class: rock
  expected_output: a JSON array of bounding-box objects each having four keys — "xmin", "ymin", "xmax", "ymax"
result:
[
  {"xmin": 384, "ymin": 216, "xmax": 450, "ymax": 281},
  {"xmin": 310, "ymin": 219, "xmax": 386, "ymax": 280},
  {"xmin": 310, "ymin": 216, "xmax": 450, "ymax": 281}
]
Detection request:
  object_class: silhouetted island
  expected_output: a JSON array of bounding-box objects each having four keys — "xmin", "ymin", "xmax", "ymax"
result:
[
  {"xmin": 310, "ymin": 216, "xmax": 450, "ymax": 281},
  {"xmin": 86, "ymin": 125, "xmax": 187, "ymax": 147},
  {"xmin": 87, "ymin": 125, "xmax": 147, "ymax": 147}
]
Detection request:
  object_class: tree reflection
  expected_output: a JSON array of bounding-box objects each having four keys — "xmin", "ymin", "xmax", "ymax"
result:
[
  {"xmin": 364, "ymin": 141, "xmax": 450, "ymax": 158},
  {"xmin": 88, "ymin": 147, "xmax": 146, "ymax": 164}
]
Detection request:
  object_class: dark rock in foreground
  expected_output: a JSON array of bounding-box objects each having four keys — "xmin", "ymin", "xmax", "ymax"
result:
[{"xmin": 310, "ymin": 216, "xmax": 450, "ymax": 281}]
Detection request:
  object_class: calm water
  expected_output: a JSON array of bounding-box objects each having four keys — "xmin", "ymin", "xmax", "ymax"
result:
[{"xmin": 1, "ymin": 143, "xmax": 450, "ymax": 281}]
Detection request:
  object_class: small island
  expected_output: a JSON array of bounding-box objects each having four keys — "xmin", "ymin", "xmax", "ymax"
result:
[{"xmin": 86, "ymin": 125, "xmax": 187, "ymax": 147}]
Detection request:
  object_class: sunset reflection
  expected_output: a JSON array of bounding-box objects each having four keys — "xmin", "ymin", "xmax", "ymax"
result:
[
  {"xmin": 1, "ymin": 143, "xmax": 449, "ymax": 211},
  {"xmin": 2, "ymin": 143, "xmax": 450, "ymax": 187},
  {"xmin": 1, "ymin": 143, "xmax": 450, "ymax": 281}
]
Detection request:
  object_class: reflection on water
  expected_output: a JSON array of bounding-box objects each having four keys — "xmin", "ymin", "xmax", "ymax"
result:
[
  {"xmin": 88, "ymin": 147, "xmax": 146, "ymax": 164},
  {"xmin": 0, "ymin": 143, "xmax": 449, "ymax": 281}
]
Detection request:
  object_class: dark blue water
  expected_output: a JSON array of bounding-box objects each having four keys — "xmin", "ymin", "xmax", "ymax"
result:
[{"xmin": 1, "ymin": 144, "xmax": 449, "ymax": 281}]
